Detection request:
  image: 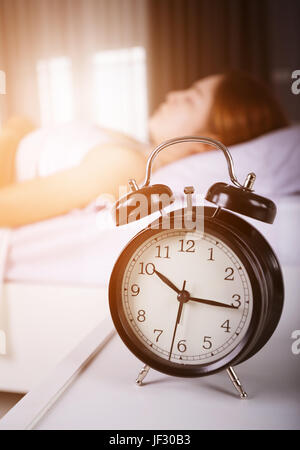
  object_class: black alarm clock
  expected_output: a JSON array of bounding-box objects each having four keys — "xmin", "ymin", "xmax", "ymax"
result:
[{"xmin": 109, "ymin": 136, "xmax": 284, "ymax": 399}]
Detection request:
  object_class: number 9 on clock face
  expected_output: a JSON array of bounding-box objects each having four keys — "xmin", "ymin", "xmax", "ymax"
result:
[{"xmin": 109, "ymin": 219, "xmax": 263, "ymax": 377}]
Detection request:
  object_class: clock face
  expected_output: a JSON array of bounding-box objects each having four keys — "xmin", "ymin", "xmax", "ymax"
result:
[{"xmin": 121, "ymin": 229, "xmax": 253, "ymax": 367}]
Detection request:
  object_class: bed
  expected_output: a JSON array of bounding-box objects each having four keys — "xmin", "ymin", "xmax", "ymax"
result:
[{"xmin": 1, "ymin": 125, "xmax": 300, "ymax": 393}]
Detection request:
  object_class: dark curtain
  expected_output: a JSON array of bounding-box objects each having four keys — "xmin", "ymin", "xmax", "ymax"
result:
[{"xmin": 146, "ymin": 0, "xmax": 270, "ymax": 113}]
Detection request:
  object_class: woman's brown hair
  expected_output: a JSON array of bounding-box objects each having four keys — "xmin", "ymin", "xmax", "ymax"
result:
[{"xmin": 207, "ymin": 71, "xmax": 289, "ymax": 146}]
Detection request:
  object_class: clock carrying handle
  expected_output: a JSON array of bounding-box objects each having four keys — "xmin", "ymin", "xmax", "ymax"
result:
[
  {"xmin": 141, "ymin": 136, "xmax": 250, "ymax": 190},
  {"xmin": 140, "ymin": 135, "xmax": 276, "ymax": 224},
  {"xmin": 114, "ymin": 135, "xmax": 277, "ymax": 225}
]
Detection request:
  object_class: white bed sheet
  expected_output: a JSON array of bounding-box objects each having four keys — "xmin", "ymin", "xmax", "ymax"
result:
[
  {"xmin": 4, "ymin": 194, "xmax": 300, "ymax": 290},
  {"xmin": 5, "ymin": 204, "xmax": 146, "ymax": 287}
]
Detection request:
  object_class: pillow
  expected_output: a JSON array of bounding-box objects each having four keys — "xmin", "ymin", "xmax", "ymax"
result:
[{"xmin": 151, "ymin": 125, "xmax": 300, "ymax": 197}]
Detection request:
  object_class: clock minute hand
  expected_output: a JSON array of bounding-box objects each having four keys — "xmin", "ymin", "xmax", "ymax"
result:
[
  {"xmin": 189, "ymin": 296, "xmax": 236, "ymax": 309},
  {"xmin": 154, "ymin": 269, "xmax": 181, "ymax": 294},
  {"xmin": 168, "ymin": 280, "xmax": 186, "ymax": 360}
]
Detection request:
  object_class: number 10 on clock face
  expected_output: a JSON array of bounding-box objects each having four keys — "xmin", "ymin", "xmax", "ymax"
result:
[{"xmin": 110, "ymin": 225, "xmax": 255, "ymax": 378}]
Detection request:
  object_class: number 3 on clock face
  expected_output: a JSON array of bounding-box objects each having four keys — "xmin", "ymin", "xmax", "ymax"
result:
[{"xmin": 112, "ymin": 225, "xmax": 255, "ymax": 377}]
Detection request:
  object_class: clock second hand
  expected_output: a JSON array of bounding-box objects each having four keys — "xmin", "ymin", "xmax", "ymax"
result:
[{"xmin": 168, "ymin": 280, "xmax": 186, "ymax": 361}]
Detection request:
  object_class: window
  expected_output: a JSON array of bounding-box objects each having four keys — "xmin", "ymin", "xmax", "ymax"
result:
[
  {"xmin": 92, "ymin": 47, "xmax": 148, "ymax": 142},
  {"xmin": 36, "ymin": 48, "xmax": 148, "ymax": 141},
  {"xmin": 37, "ymin": 57, "xmax": 74, "ymax": 126}
]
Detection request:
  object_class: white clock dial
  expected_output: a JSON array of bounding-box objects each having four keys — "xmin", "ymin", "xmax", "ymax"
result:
[{"xmin": 122, "ymin": 229, "xmax": 253, "ymax": 365}]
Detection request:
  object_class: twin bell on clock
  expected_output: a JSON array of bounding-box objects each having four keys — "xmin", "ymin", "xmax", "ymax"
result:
[{"xmin": 109, "ymin": 136, "xmax": 283, "ymax": 399}]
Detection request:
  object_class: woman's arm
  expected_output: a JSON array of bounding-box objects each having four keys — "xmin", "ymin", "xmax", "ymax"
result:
[
  {"xmin": 0, "ymin": 143, "xmax": 146, "ymax": 228},
  {"xmin": 0, "ymin": 116, "xmax": 37, "ymax": 188}
]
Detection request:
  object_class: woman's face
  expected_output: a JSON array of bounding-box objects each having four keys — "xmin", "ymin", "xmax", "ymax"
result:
[{"xmin": 149, "ymin": 74, "xmax": 221, "ymax": 145}]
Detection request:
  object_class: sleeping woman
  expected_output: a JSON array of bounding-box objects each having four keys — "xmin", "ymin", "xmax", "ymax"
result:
[{"xmin": 0, "ymin": 70, "xmax": 288, "ymax": 228}]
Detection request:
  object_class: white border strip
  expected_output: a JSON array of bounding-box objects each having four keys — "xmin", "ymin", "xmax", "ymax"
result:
[{"xmin": 0, "ymin": 316, "xmax": 115, "ymax": 430}]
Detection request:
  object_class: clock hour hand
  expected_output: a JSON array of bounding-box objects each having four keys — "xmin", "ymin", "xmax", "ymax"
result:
[
  {"xmin": 154, "ymin": 269, "xmax": 181, "ymax": 294},
  {"xmin": 189, "ymin": 297, "xmax": 236, "ymax": 309}
]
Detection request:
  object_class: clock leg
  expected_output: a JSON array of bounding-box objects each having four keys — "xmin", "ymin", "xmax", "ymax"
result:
[
  {"xmin": 135, "ymin": 364, "xmax": 150, "ymax": 386},
  {"xmin": 226, "ymin": 366, "xmax": 248, "ymax": 399}
]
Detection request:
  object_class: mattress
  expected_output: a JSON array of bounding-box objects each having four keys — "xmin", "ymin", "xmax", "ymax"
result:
[{"xmin": 0, "ymin": 282, "xmax": 109, "ymax": 393}]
